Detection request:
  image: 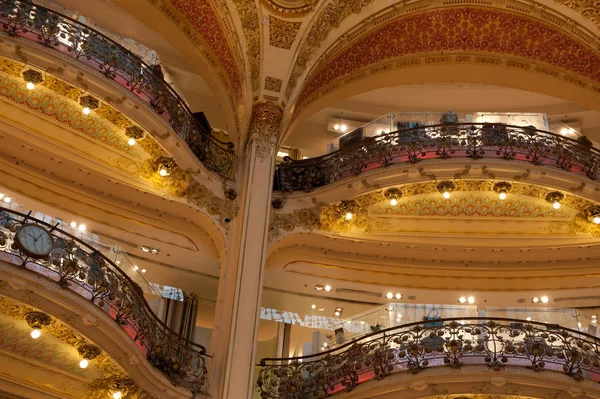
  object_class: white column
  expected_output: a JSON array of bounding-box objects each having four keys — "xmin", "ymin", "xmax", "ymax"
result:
[{"xmin": 210, "ymin": 101, "xmax": 282, "ymax": 399}]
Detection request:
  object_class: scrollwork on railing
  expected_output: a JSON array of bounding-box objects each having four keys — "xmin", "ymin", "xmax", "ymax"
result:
[
  {"xmin": 257, "ymin": 317, "xmax": 600, "ymax": 398},
  {"xmin": 0, "ymin": 0, "xmax": 236, "ymax": 179},
  {"xmin": 0, "ymin": 209, "xmax": 208, "ymax": 394},
  {"xmin": 275, "ymin": 123, "xmax": 600, "ymax": 192}
]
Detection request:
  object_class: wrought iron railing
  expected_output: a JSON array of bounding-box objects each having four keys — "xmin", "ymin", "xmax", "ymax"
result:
[
  {"xmin": 0, "ymin": 0, "xmax": 236, "ymax": 179},
  {"xmin": 275, "ymin": 123, "xmax": 600, "ymax": 192},
  {"xmin": 257, "ymin": 317, "xmax": 600, "ymax": 398},
  {"xmin": 0, "ymin": 208, "xmax": 208, "ymax": 393}
]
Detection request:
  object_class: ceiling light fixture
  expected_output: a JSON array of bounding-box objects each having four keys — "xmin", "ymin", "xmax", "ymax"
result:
[
  {"xmin": 345, "ymin": 212, "xmax": 353, "ymax": 220},
  {"xmin": 77, "ymin": 344, "xmax": 100, "ymax": 369},
  {"xmin": 437, "ymin": 181, "xmax": 456, "ymax": 199},
  {"xmin": 155, "ymin": 156, "xmax": 176, "ymax": 177},
  {"xmin": 2, "ymin": 197, "xmax": 11, "ymax": 204},
  {"xmin": 22, "ymin": 68, "xmax": 44, "ymax": 91},
  {"xmin": 78, "ymin": 224, "xmax": 87, "ymax": 232},
  {"xmin": 467, "ymin": 296, "xmax": 475, "ymax": 304},
  {"xmin": 395, "ymin": 293, "xmax": 402, "ymax": 300},
  {"xmin": 315, "ymin": 285, "xmax": 324, "ymax": 291},
  {"xmin": 458, "ymin": 296, "xmax": 467, "ymax": 304},
  {"xmin": 384, "ymin": 188, "xmax": 403, "ymax": 207},
  {"xmin": 493, "ymin": 181, "xmax": 512, "ymax": 201},
  {"xmin": 583, "ymin": 205, "xmax": 600, "ymax": 225},
  {"xmin": 540, "ymin": 296, "xmax": 549, "ymax": 304},
  {"xmin": 333, "ymin": 307, "xmax": 343, "ymax": 317},
  {"xmin": 526, "ymin": 317, "xmax": 532, "ymax": 321},
  {"xmin": 125, "ymin": 126, "xmax": 144, "ymax": 146},
  {"xmin": 79, "ymin": 95, "xmax": 100, "ymax": 115},
  {"xmin": 113, "ymin": 392, "xmax": 123, "ymax": 399},
  {"xmin": 70, "ymin": 221, "xmax": 77, "ymax": 229},
  {"xmin": 532, "ymin": 297, "xmax": 540, "ymax": 303},
  {"xmin": 141, "ymin": 269, "xmax": 147, "ymax": 273},
  {"xmin": 386, "ymin": 292, "xmax": 393, "ymax": 299},
  {"xmin": 324, "ymin": 285, "xmax": 332, "ymax": 292},
  {"xmin": 340, "ymin": 124, "xmax": 348, "ymax": 132},
  {"xmin": 333, "ymin": 124, "xmax": 340, "ymax": 131},
  {"xmin": 545, "ymin": 191, "xmax": 565, "ymax": 210},
  {"xmin": 311, "ymin": 304, "xmax": 316, "ymax": 309},
  {"xmin": 25, "ymin": 312, "xmax": 51, "ymax": 340}
]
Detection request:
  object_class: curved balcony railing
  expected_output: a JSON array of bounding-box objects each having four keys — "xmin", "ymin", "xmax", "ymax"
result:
[
  {"xmin": 275, "ymin": 123, "xmax": 600, "ymax": 192},
  {"xmin": 257, "ymin": 317, "xmax": 600, "ymax": 398},
  {"xmin": 0, "ymin": 208, "xmax": 208, "ymax": 393},
  {"xmin": 0, "ymin": 0, "xmax": 236, "ymax": 179}
]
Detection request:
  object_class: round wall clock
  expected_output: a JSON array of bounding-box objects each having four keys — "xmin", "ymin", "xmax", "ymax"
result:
[{"xmin": 16, "ymin": 223, "xmax": 55, "ymax": 258}]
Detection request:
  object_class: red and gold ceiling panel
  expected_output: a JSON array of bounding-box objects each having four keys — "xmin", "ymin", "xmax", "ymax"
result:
[{"xmin": 297, "ymin": 7, "xmax": 600, "ymax": 107}]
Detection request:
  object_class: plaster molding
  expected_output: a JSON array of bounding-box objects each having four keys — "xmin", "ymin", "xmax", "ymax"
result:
[
  {"xmin": 230, "ymin": 0, "xmax": 262, "ymax": 92},
  {"xmin": 259, "ymin": 0, "xmax": 319, "ymax": 18}
]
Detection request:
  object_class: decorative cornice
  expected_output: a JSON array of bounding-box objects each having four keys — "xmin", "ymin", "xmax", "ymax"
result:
[{"xmin": 260, "ymin": 0, "xmax": 319, "ymax": 18}]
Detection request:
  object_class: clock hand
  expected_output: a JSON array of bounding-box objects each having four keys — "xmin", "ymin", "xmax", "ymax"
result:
[{"xmin": 28, "ymin": 232, "xmax": 38, "ymax": 242}]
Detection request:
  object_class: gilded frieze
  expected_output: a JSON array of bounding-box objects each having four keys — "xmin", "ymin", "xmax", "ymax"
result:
[
  {"xmin": 260, "ymin": 0, "xmax": 319, "ymax": 18},
  {"xmin": 269, "ymin": 16, "xmax": 302, "ymax": 49},
  {"xmin": 265, "ymin": 76, "xmax": 283, "ymax": 92},
  {"xmin": 556, "ymin": 0, "xmax": 600, "ymax": 30},
  {"xmin": 231, "ymin": 0, "xmax": 261, "ymax": 91},
  {"xmin": 285, "ymin": 0, "xmax": 374, "ymax": 98}
]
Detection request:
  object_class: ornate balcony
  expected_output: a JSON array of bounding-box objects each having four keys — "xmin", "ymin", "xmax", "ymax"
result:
[
  {"xmin": 0, "ymin": 208, "xmax": 208, "ymax": 394},
  {"xmin": 0, "ymin": 0, "xmax": 236, "ymax": 179},
  {"xmin": 275, "ymin": 123, "xmax": 600, "ymax": 192},
  {"xmin": 256, "ymin": 317, "xmax": 600, "ymax": 398}
]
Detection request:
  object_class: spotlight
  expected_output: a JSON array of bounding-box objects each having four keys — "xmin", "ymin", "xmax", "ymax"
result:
[
  {"xmin": 150, "ymin": 248, "xmax": 159, "ymax": 255},
  {"xmin": 77, "ymin": 344, "xmax": 100, "ymax": 369},
  {"xmin": 79, "ymin": 359, "xmax": 89, "ymax": 369},
  {"xmin": 540, "ymin": 296, "xmax": 549, "ymax": 304},
  {"xmin": 467, "ymin": 296, "xmax": 475, "ymax": 304},
  {"xmin": 116, "ymin": 260, "xmax": 121, "ymax": 265},
  {"xmin": 584, "ymin": 205, "xmax": 600, "ymax": 224},
  {"xmin": 127, "ymin": 137, "xmax": 136, "ymax": 146},
  {"xmin": 324, "ymin": 285, "xmax": 332, "ymax": 292},
  {"xmin": 26, "ymin": 81, "xmax": 35, "ymax": 90},
  {"xmin": 30, "ymin": 329, "xmax": 41, "ymax": 339},
  {"xmin": 458, "ymin": 297, "xmax": 467, "ymax": 304},
  {"xmin": 560, "ymin": 127, "xmax": 569, "ymax": 136},
  {"xmin": 386, "ymin": 292, "xmax": 393, "ymax": 299},
  {"xmin": 345, "ymin": 212, "xmax": 353, "ymax": 220}
]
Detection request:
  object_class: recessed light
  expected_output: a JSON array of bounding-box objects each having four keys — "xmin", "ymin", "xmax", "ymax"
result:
[
  {"xmin": 2, "ymin": 197, "xmax": 11, "ymax": 204},
  {"xmin": 540, "ymin": 296, "xmax": 549, "ymax": 304},
  {"xmin": 141, "ymin": 269, "xmax": 146, "ymax": 273},
  {"xmin": 133, "ymin": 266, "xmax": 138, "ymax": 271},
  {"xmin": 318, "ymin": 308, "xmax": 325, "ymax": 312},
  {"xmin": 532, "ymin": 297, "xmax": 540, "ymax": 303},
  {"xmin": 340, "ymin": 124, "xmax": 348, "ymax": 132},
  {"xmin": 386, "ymin": 292, "xmax": 393, "ymax": 299},
  {"xmin": 395, "ymin": 293, "xmax": 402, "ymax": 300},
  {"xmin": 458, "ymin": 297, "xmax": 467, "ymax": 304},
  {"xmin": 141, "ymin": 246, "xmax": 150, "ymax": 252},
  {"xmin": 315, "ymin": 285, "xmax": 324, "ymax": 291},
  {"xmin": 526, "ymin": 317, "xmax": 532, "ymax": 321},
  {"xmin": 70, "ymin": 221, "xmax": 77, "ymax": 229},
  {"xmin": 78, "ymin": 224, "xmax": 86, "ymax": 232},
  {"xmin": 324, "ymin": 285, "xmax": 332, "ymax": 292},
  {"xmin": 467, "ymin": 296, "xmax": 475, "ymax": 304},
  {"xmin": 115, "ymin": 260, "xmax": 121, "ymax": 265},
  {"xmin": 311, "ymin": 304, "xmax": 316, "ymax": 309}
]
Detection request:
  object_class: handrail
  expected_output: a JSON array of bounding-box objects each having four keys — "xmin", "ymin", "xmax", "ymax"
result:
[
  {"xmin": 256, "ymin": 317, "xmax": 600, "ymax": 398},
  {"xmin": 0, "ymin": 208, "xmax": 208, "ymax": 393},
  {"xmin": 0, "ymin": 0, "xmax": 236, "ymax": 179},
  {"xmin": 275, "ymin": 123, "xmax": 600, "ymax": 192}
]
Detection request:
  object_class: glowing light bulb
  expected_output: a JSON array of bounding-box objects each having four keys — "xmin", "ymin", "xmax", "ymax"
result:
[
  {"xmin": 458, "ymin": 297, "xmax": 467, "ymax": 304},
  {"xmin": 26, "ymin": 82, "xmax": 35, "ymax": 90},
  {"xmin": 340, "ymin": 124, "xmax": 348, "ymax": 132},
  {"xmin": 526, "ymin": 317, "xmax": 532, "ymax": 321},
  {"xmin": 113, "ymin": 392, "xmax": 122, "ymax": 399},
  {"xmin": 560, "ymin": 128, "xmax": 569, "ymax": 136},
  {"xmin": 78, "ymin": 224, "xmax": 86, "ymax": 232},
  {"xmin": 333, "ymin": 124, "xmax": 340, "ymax": 131},
  {"xmin": 386, "ymin": 292, "xmax": 393, "ymax": 299},
  {"xmin": 127, "ymin": 137, "xmax": 136, "ymax": 146},
  {"xmin": 443, "ymin": 191, "xmax": 451, "ymax": 199},
  {"xmin": 395, "ymin": 293, "xmax": 402, "ymax": 300},
  {"xmin": 593, "ymin": 216, "xmax": 600, "ymax": 224},
  {"xmin": 390, "ymin": 198, "xmax": 398, "ymax": 206},
  {"xmin": 553, "ymin": 201, "xmax": 561, "ymax": 209},
  {"xmin": 70, "ymin": 221, "xmax": 77, "ymax": 229},
  {"xmin": 3, "ymin": 197, "xmax": 11, "ymax": 204},
  {"xmin": 540, "ymin": 296, "xmax": 549, "ymax": 304},
  {"xmin": 311, "ymin": 304, "xmax": 316, "ymax": 309},
  {"xmin": 467, "ymin": 296, "xmax": 475, "ymax": 304},
  {"xmin": 141, "ymin": 269, "xmax": 147, "ymax": 273},
  {"xmin": 82, "ymin": 107, "xmax": 91, "ymax": 115},
  {"xmin": 499, "ymin": 192, "xmax": 507, "ymax": 200},
  {"xmin": 79, "ymin": 359, "xmax": 89, "ymax": 369},
  {"xmin": 345, "ymin": 212, "xmax": 353, "ymax": 220},
  {"xmin": 324, "ymin": 285, "xmax": 332, "ymax": 292},
  {"xmin": 30, "ymin": 329, "xmax": 41, "ymax": 339},
  {"xmin": 532, "ymin": 297, "xmax": 540, "ymax": 303},
  {"xmin": 159, "ymin": 168, "xmax": 168, "ymax": 177}
]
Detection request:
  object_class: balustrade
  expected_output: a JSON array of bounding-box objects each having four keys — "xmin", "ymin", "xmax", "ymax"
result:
[
  {"xmin": 0, "ymin": 0, "xmax": 236, "ymax": 179},
  {"xmin": 275, "ymin": 123, "xmax": 600, "ymax": 192},
  {"xmin": 257, "ymin": 317, "xmax": 600, "ymax": 398},
  {"xmin": 0, "ymin": 208, "xmax": 208, "ymax": 394}
]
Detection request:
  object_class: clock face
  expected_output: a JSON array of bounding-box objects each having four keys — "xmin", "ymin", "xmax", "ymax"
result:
[{"xmin": 16, "ymin": 224, "xmax": 54, "ymax": 258}]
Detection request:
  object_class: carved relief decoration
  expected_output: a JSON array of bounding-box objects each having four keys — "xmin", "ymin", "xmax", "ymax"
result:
[
  {"xmin": 555, "ymin": 0, "xmax": 600, "ymax": 30},
  {"xmin": 296, "ymin": 6, "xmax": 600, "ymax": 109},
  {"xmin": 231, "ymin": 0, "xmax": 262, "ymax": 91},
  {"xmin": 265, "ymin": 76, "xmax": 283, "ymax": 92},
  {"xmin": 269, "ymin": 16, "xmax": 302, "ymax": 49},
  {"xmin": 248, "ymin": 100, "xmax": 284, "ymax": 158},
  {"xmin": 157, "ymin": 0, "xmax": 244, "ymax": 102},
  {"xmin": 260, "ymin": 0, "xmax": 319, "ymax": 18},
  {"xmin": 285, "ymin": 0, "xmax": 374, "ymax": 98},
  {"xmin": 270, "ymin": 180, "xmax": 600, "ymax": 239}
]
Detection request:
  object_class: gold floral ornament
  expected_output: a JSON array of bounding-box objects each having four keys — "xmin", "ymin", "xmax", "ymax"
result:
[
  {"xmin": 260, "ymin": 0, "xmax": 319, "ymax": 18},
  {"xmin": 555, "ymin": 0, "xmax": 600, "ymax": 30},
  {"xmin": 320, "ymin": 200, "xmax": 366, "ymax": 232},
  {"xmin": 572, "ymin": 205, "xmax": 600, "ymax": 236},
  {"xmin": 269, "ymin": 16, "xmax": 302, "ymax": 49}
]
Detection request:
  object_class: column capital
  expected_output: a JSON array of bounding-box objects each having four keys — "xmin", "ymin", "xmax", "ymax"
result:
[{"xmin": 247, "ymin": 100, "xmax": 284, "ymax": 158}]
